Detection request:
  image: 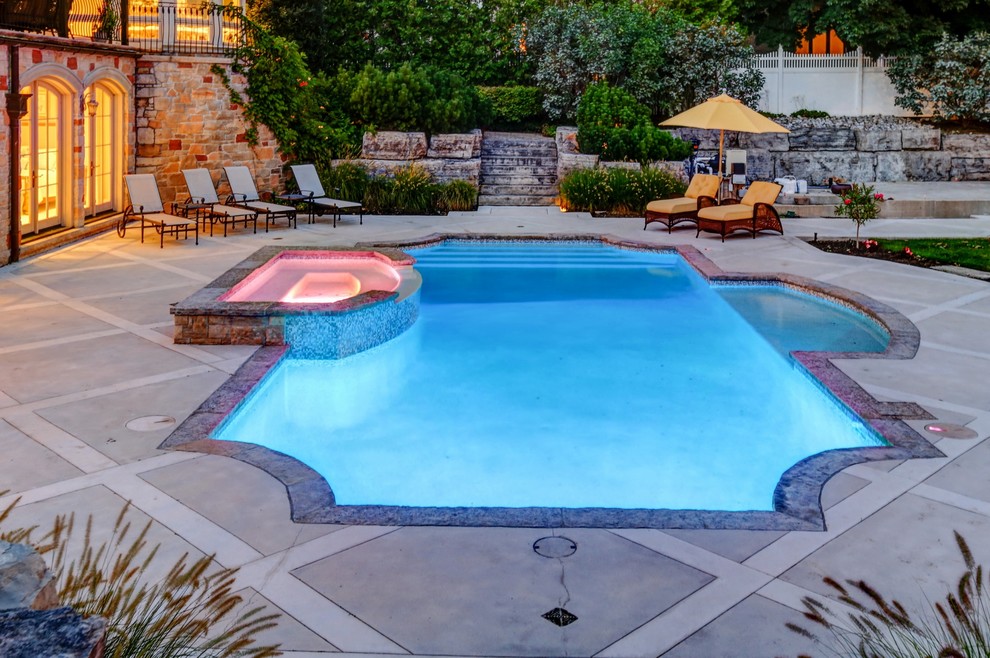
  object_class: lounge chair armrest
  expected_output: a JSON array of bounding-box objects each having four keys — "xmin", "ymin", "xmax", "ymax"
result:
[
  {"xmin": 229, "ymin": 192, "xmax": 248, "ymax": 202},
  {"xmin": 697, "ymin": 195, "xmax": 718, "ymax": 209},
  {"xmin": 297, "ymin": 189, "xmax": 316, "ymax": 199},
  {"xmin": 753, "ymin": 202, "xmax": 780, "ymax": 219}
]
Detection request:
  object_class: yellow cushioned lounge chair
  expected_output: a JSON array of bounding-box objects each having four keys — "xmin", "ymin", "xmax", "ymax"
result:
[
  {"xmin": 695, "ymin": 181, "xmax": 783, "ymax": 242},
  {"xmin": 644, "ymin": 173, "xmax": 720, "ymax": 233}
]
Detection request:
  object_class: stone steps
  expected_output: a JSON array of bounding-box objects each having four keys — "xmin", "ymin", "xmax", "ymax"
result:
[
  {"xmin": 478, "ymin": 194, "xmax": 558, "ymax": 206},
  {"xmin": 478, "ymin": 132, "xmax": 559, "ymax": 206}
]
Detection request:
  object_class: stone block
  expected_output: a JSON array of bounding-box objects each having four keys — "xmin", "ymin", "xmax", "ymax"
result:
[
  {"xmin": 600, "ymin": 161, "xmax": 641, "ymax": 171},
  {"xmin": 775, "ymin": 152, "xmax": 877, "ymax": 185},
  {"xmin": 555, "ymin": 126, "xmax": 580, "ymax": 155},
  {"xmin": 855, "ymin": 129, "xmax": 901, "ymax": 152},
  {"xmin": 738, "ymin": 132, "xmax": 789, "ymax": 151},
  {"xmin": 739, "ymin": 149, "xmax": 775, "ymax": 181},
  {"xmin": 362, "ymin": 131, "xmax": 428, "ymax": 160},
  {"xmin": 942, "ymin": 133, "xmax": 990, "ymax": 153},
  {"xmin": 0, "ymin": 542, "xmax": 57, "ymax": 611},
  {"xmin": 950, "ymin": 158, "xmax": 990, "ymax": 181},
  {"xmin": 418, "ymin": 158, "xmax": 482, "ymax": 184},
  {"xmin": 787, "ymin": 126, "xmax": 856, "ymax": 151},
  {"xmin": 901, "ymin": 127, "xmax": 941, "ymax": 150},
  {"xmin": 0, "ymin": 607, "xmax": 105, "ymax": 658},
  {"xmin": 427, "ymin": 130, "xmax": 481, "ymax": 159},
  {"xmin": 557, "ymin": 153, "xmax": 598, "ymax": 180},
  {"xmin": 875, "ymin": 151, "xmax": 952, "ymax": 181}
]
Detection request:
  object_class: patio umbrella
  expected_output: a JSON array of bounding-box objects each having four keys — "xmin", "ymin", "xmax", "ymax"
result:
[{"xmin": 660, "ymin": 94, "xmax": 789, "ymax": 180}]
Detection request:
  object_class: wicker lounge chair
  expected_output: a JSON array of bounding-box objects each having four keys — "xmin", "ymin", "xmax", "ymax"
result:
[
  {"xmin": 289, "ymin": 163, "xmax": 364, "ymax": 227},
  {"xmin": 223, "ymin": 165, "xmax": 297, "ymax": 231},
  {"xmin": 695, "ymin": 181, "xmax": 784, "ymax": 242},
  {"xmin": 181, "ymin": 168, "xmax": 258, "ymax": 237},
  {"xmin": 644, "ymin": 173, "xmax": 720, "ymax": 232},
  {"xmin": 120, "ymin": 174, "xmax": 199, "ymax": 248}
]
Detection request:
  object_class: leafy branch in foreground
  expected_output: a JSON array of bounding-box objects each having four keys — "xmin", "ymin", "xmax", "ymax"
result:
[
  {"xmin": 788, "ymin": 531, "xmax": 990, "ymax": 658},
  {"xmin": 0, "ymin": 493, "xmax": 281, "ymax": 658}
]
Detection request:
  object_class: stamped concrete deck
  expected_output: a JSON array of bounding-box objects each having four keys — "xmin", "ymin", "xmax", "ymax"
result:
[{"xmin": 2, "ymin": 202, "xmax": 989, "ymax": 657}]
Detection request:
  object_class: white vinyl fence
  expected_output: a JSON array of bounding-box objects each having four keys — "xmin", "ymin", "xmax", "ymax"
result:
[{"xmin": 753, "ymin": 47, "xmax": 913, "ymax": 116}]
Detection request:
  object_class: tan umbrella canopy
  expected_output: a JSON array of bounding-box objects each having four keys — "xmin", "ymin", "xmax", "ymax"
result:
[{"xmin": 660, "ymin": 94, "xmax": 789, "ymax": 179}]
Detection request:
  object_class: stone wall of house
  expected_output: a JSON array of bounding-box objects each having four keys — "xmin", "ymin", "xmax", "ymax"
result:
[
  {"xmin": 1, "ymin": 45, "xmax": 10, "ymax": 265},
  {"xmin": 334, "ymin": 130, "xmax": 483, "ymax": 183},
  {"xmin": 0, "ymin": 38, "xmax": 138, "ymax": 265},
  {"xmin": 673, "ymin": 116, "xmax": 990, "ymax": 184},
  {"xmin": 135, "ymin": 55, "xmax": 284, "ymax": 207}
]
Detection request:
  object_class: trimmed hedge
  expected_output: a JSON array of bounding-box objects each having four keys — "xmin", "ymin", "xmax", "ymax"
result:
[{"xmin": 478, "ymin": 85, "xmax": 545, "ymax": 127}]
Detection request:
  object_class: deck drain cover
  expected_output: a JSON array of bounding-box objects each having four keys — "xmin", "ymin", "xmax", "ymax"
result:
[
  {"xmin": 534, "ymin": 536, "xmax": 577, "ymax": 558},
  {"xmin": 924, "ymin": 423, "xmax": 978, "ymax": 439},
  {"xmin": 542, "ymin": 607, "xmax": 577, "ymax": 627},
  {"xmin": 126, "ymin": 415, "xmax": 176, "ymax": 432}
]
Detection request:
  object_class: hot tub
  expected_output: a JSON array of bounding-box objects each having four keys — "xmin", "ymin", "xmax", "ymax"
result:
[{"xmin": 172, "ymin": 247, "xmax": 421, "ymax": 358}]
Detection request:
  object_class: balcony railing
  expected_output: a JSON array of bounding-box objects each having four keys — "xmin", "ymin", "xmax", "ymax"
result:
[{"xmin": 0, "ymin": 0, "xmax": 247, "ymax": 55}]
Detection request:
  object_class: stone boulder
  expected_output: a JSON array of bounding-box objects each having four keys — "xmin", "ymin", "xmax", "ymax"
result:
[
  {"xmin": 555, "ymin": 126, "xmax": 581, "ymax": 155},
  {"xmin": 0, "ymin": 607, "xmax": 106, "ymax": 658},
  {"xmin": 0, "ymin": 542, "xmax": 57, "ymax": 611},
  {"xmin": 875, "ymin": 152, "xmax": 952, "ymax": 181},
  {"xmin": 775, "ymin": 152, "xmax": 877, "ymax": 185},
  {"xmin": 787, "ymin": 126, "xmax": 856, "ymax": 151},
  {"xmin": 901, "ymin": 127, "xmax": 941, "ymax": 150},
  {"xmin": 362, "ymin": 131, "xmax": 428, "ymax": 160},
  {"xmin": 737, "ymin": 132, "xmax": 789, "ymax": 152},
  {"xmin": 855, "ymin": 129, "xmax": 901, "ymax": 152},
  {"xmin": 942, "ymin": 133, "xmax": 990, "ymax": 154},
  {"xmin": 427, "ymin": 130, "xmax": 482, "ymax": 159},
  {"xmin": 557, "ymin": 153, "xmax": 599, "ymax": 181},
  {"xmin": 353, "ymin": 158, "xmax": 482, "ymax": 184},
  {"xmin": 950, "ymin": 157, "xmax": 990, "ymax": 181}
]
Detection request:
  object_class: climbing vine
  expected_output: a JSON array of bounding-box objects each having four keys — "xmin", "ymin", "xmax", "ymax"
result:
[{"xmin": 211, "ymin": 8, "xmax": 361, "ymax": 166}]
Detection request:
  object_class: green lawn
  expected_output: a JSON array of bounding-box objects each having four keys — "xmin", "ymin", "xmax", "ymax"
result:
[{"xmin": 877, "ymin": 238, "xmax": 990, "ymax": 272}]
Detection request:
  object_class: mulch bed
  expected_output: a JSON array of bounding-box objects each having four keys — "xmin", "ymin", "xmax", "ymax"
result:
[{"xmin": 807, "ymin": 239, "xmax": 944, "ymax": 269}]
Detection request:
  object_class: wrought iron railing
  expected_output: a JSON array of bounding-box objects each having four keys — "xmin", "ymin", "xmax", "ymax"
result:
[{"xmin": 0, "ymin": 0, "xmax": 247, "ymax": 55}]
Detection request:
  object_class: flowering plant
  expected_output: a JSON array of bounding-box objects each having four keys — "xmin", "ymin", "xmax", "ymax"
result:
[
  {"xmin": 863, "ymin": 239, "xmax": 879, "ymax": 251},
  {"xmin": 835, "ymin": 183, "xmax": 884, "ymax": 248}
]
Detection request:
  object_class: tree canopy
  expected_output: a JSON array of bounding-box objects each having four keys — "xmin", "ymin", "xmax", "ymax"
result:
[{"xmin": 734, "ymin": 0, "xmax": 990, "ymax": 56}]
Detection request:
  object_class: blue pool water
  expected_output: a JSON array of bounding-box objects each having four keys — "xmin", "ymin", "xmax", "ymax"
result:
[{"xmin": 215, "ymin": 242, "xmax": 888, "ymax": 511}]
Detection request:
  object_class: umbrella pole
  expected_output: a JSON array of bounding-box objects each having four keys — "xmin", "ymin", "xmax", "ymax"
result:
[{"xmin": 718, "ymin": 128, "xmax": 725, "ymax": 200}]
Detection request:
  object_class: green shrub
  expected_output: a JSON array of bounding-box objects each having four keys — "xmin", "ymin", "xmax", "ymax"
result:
[
  {"xmin": 630, "ymin": 167, "xmax": 686, "ymax": 211},
  {"xmin": 319, "ymin": 161, "xmax": 369, "ymax": 203},
  {"xmin": 363, "ymin": 176, "xmax": 395, "ymax": 215},
  {"xmin": 576, "ymin": 82, "xmax": 692, "ymax": 163},
  {"xmin": 387, "ymin": 164, "xmax": 436, "ymax": 214},
  {"xmin": 348, "ymin": 63, "xmax": 484, "ymax": 134},
  {"xmin": 435, "ymin": 179, "xmax": 478, "ymax": 212},
  {"xmin": 477, "ymin": 85, "xmax": 545, "ymax": 128},
  {"xmin": 559, "ymin": 167, "xmax": 612, "ymax": 212},
  {"xmin": 559, "ymin": 166, "xmax": 686, "ymax": 214},
  {"xmin": 790, "ymin": 108, "xmax": 829, "ymax": 118}
]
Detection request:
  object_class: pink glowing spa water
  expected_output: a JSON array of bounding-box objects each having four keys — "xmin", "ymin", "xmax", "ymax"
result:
[{"xmin": 222, "ymin": 252, "xmax": 402, "ymax": 303}]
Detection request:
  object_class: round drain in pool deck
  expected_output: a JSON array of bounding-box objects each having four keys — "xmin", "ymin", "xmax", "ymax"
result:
[
  {"xmin": 126, "ymin": 415, "xmax": 177, "ymax": 432},
  {"xmin": 534, "ymin": 536, "xmax": 577, "ymax": 558},
  {"xmin": 924, "ymin": 423, "xmax": 979, "ymax": 439}
]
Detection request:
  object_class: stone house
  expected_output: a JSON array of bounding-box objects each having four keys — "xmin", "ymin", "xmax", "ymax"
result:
[{"xmin": 0, "ymin": 0, "xmax": 282, "ymax": 266}]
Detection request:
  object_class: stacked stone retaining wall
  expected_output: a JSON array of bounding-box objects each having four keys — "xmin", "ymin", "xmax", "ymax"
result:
[
  {"xmin": 672, "ymin": 117, "xmax": 990, "ymax": 185},
  {"xmin": 334, "ymin": 130, "xmax": 483, "ymax": 184}
]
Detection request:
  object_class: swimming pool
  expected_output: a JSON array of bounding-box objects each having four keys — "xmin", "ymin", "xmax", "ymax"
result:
[{"xmin": 212, "ymin": 241, "xmax": 894, "ymax": 514}]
